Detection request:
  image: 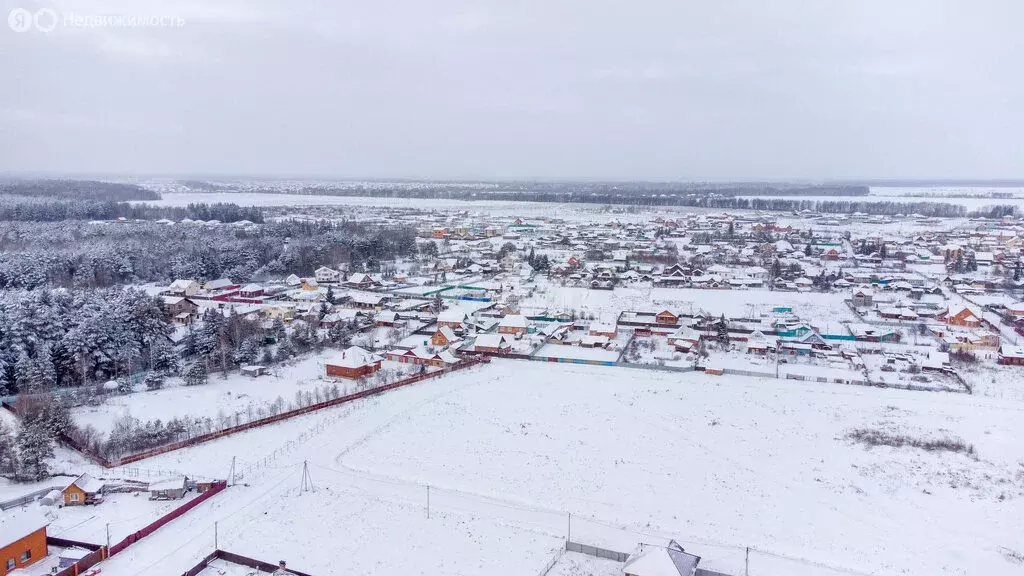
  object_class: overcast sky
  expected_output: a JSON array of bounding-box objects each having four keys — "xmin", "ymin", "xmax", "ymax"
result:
[{"xmin": 1, "ymin": 0, "xmax": 1021, "ymax": 181}]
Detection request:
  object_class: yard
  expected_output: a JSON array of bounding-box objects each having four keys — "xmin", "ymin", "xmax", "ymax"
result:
[{"xmin": 53, "ymin": 360, "xmax": 1024, "ymax": 576}]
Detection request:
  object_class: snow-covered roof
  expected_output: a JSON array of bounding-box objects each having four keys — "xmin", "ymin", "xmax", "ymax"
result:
[
  {"xmin": 0, "ymin": 509, "xmax": 48, "ymax": 545},
  {"xmin": 330, "ymin": 346, "xmax": 382, "ymax": 368},
  {"xmin": 204, "ymin": 278, "xmax": 234, "ymax": 290},
  {"xmin": 436, "ymin": 326, "xmax": 459, "ymax": 342},
  {"xmin": 498, "ymin": 314, "xmax": 528, "ymax": 328},
  {"xmin": 149, "ymin": 476, "xmax": 187, "ymax": 491},
  {"xmin": 623, "ymin": 542, "xmax": 701, "ymax": 576},
  {"xmin": 240, "ymin": 283, "xmax": 263, "ymax": 293},
  {"xmin": 67, "ymin": 472, "xmax": 103, "ymax": 494},
  {"xmin": 169, "ymin": 279, "xmax": 197, "ymax": 289},
  {"xmin": 474, "ymin": 333, "xmax": 509, "ymax": 349},
  {"xmin": 438, "ymin": 309, "xmax": 468, "ymax": 323}
]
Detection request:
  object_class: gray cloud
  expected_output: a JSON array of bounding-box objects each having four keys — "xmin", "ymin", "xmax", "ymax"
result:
[{"xmin": 1, "ymin": 0, "xmax": 1021, "ymax": 180}]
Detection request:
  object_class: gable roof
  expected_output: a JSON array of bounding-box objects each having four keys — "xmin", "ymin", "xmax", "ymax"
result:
[
  {"xmin": 330, "ymin": 346, "xmax": 382, "ymax": 368},
  {"xmin": 498, "ymin": 314, "xmax": 528, "ymax": 328},
  {"xmin": 67, "ymin": 472, "xmax": 103, "ymax": 494},
  {"xmin": 0, "ymin": 509, "xmax": 48, "ymax": 545},
  {"xmin": 623, "ymin": 541, "xmax": 701, "ymax": 576}
]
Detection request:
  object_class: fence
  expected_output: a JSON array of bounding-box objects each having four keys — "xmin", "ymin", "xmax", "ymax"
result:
[
  {"xmin": 182, "ymin": 550, "xmax": 315, "ymax": 576},
  {"xmin": 52, "ymin": 358, "xmax": 484, "ymax": 469},
  {"xmin": 108, "ymin": 480, "xmax": 227, "ymax": 555},
  {"xmin": 566, "ymin": 540, "xmax": 631, "ymax": 562},
  {"xmin": 0, "ymin": 486, "xmax": 58, "ymax": 510},
  {"xmin": 49, "ymin": 537, "xmax": 107, "ymax": 576}
]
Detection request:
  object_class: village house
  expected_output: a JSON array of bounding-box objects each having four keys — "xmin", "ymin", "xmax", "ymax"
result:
[
  {"xmin": 386, "ymin": 347, "xmax": 460, "ymax": 368},
  {"xmin": 203, "ymin": 278, "xmax": 237, "ymax": 293},
  {"xmin": 622, "ymin": 541, "xmax": 701, "ymax": 576},
  {"xmin": 149, "ymin": 476, "xmax": 189, "ymax": 500},
  {"xmin": 1, "ymin": 510, "xmax": 48, "ymax": 575},
  {"xmin": 431, "ymin": 326, "xmax": 460, "ymax": 347},
  {"xmin": 667, "ymin": 326, "xmax": 701, "ymax": 353},
  {"xmin": 938, "ymin": 305, "xmax": 983, "ymax": 328},
  {"xmin": 437, "ymin": 308, "xmax": 468, "ymax": 330},
  {"xmin": 498, "ymin": 315, "xmax": 529, "ymax": 336},
  {"xmin": 63, "ymin": 473, "xmax": 104, "ymax": 506},
  {"xmin": 162, "ymin": 296, "xmax": 199, "ymax": 325},
  {"xmin": 165, "ymin": 279, "xmax": 200, "ymax": 297},
  {"xmin": 473, "ymin": 333, "xmax": 512, "ymax": 354},
  {"xmin": 325, "ymin": 346, "xmax": 383, "ymax": 379},
  {"xmin": 345, "ymin": 273, "xmax": 380, "ymax": 289},
  {"xmin": 655, "ymin": 310, "xmax": 679, "ymax": 326},
  {"xmin": 239, "ymin": 283, "xmax": 264, "ymax": 299},
  {"xmin": 314, "ymin": 266, "xmax": 340, "ymax": 283},
  {"xmin": 998, "ymin": 345, "xmax": 1024, "ymax": 365},
  {"xmin": 851, "ymin": 289, "xmax": 873, "ymax": 308},
  {"xmin": 300, "ymin": 277, "xmax": 320, "ymax": 292},
  {"xmin": 589, "ymin": 322, "xmax": 618, "ymax": 339}
]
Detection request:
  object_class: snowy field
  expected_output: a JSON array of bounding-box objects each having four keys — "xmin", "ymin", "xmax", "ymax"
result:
[
  {"xmin": 71, "ymin": 352, "xmax": 337, "ymax": 437},
  {"xmin": 70, "ymin": 352, "xmax": 416, "ymax": 439},
  {"xmin": 91, "ymin": 359, "xmax": 1024, "ymax": 576}
]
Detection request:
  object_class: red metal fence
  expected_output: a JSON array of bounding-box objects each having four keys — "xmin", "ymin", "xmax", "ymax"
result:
[
  {"xmin": 108, "ymin": 480, "xmax": 227, "ymax": 555},
  {"xmin": 111, "ymin": 358, "xmax": 484, "ymax": 466}
]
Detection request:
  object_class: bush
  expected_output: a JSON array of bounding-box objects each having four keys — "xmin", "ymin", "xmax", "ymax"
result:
[
  {"xmin": 144, "ymin": 372, "xmax": 165, "ymax": 391},
  {"xmin": 846, "ymin": 428, "xmax": 975, "ymax": 456}
]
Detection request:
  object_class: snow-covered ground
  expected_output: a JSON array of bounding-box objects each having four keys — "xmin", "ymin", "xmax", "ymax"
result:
[
  {"xmin": 75, "ymin": 359, "xmax": 1024, "ymax": 576},
  {"xmin": 70, "ymin": 352, "xmax": 417, "ymax": 439}
]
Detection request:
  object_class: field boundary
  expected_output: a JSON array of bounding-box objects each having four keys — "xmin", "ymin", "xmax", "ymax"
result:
[{"xmin": 85, "ymin": 358, "xmax": 484, "ymax": 467}]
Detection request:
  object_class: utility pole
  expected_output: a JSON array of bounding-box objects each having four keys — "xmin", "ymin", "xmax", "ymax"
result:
[
  {"xmin": 299, "ymin": 460, "xmax": 314, "ymax": 493},
  {"xmin": 106, "ymin": 523, "xmax": 110, "ymax": 551},
  {"xmin": 745, "ymin": 546, "xmax": 750, "ymax": 576},
  {"xmin": 215, "ymin": 521, "xmax": 218, "ymax": 550},
  {"xmin": 567, "ymin": 513, "xmax": 571, "ymax": 542},
  {"xmin": 229, "ymin": 456, "xmax": 236, "ymax": 486},
  {"xmin": 426, "ymin": 485, "xmax": 430, "ymax": 519}
]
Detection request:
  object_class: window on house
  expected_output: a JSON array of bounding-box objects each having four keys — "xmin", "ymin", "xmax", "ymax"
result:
[
  {"xmin": 21, "ymin": 550, "xmax": 31, "ymax": 562},
  {"xmin": 7, "ymin": 559, "xmax": 15, "ymax": 570},
  {"xmin": 70, "ymin": 492, "xmax": 80, "ymax": 502}
]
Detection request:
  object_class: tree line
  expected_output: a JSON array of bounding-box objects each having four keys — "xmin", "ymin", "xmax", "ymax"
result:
[{"xmin": 0, "ymin": 219, "xmax": 416, "ymax": 289}]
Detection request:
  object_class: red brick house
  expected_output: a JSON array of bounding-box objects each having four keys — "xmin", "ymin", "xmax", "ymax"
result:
[
  {"xmin": 823, "ymin": 248, "xmax": 841, "ymax": 260},
  {"xmin": 325, "ymin": 346, "xmax": 382, "ymax": 379},
  {"xmin": 655, "ymin": 310, "xmax": 678, "ymax": 326}
]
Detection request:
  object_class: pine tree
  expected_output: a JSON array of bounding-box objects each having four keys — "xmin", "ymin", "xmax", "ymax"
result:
[
  {"xmin": 116, "ymin": 378, "xmax": 133, "ymax": 395},
  {"xmin": 16, "ymin": 419, "xmax": 54, "ymax": 481},
  {"xmin": 151, "ymin": 339, "xmax": 179, "ymax": 375},
  {"xmin": 14, "ymin": 351, "xmax": 33, "ymax": 394},
  {"xmin": 804, "ymin": 243, "xmax": 812, "ymax": 256},
  {"xmin": 326, "ymin": 285, "xmax": 336, "ymax": 304},
  {"xmin": 0, "ymin": 419, "xmax": 16, "ymax": 475},
  {"xmin": 716, "ymin": 314, "xmax": 730, "ymax": 348},
  {"xmin": 183, "ymin": 361, "xmax": 208, "ymax": 386},
  {"xmin": 966, "ymin": 252, "xmax": 977, "ymax": 272},
  {"xmin": 275, "ymin": 337, "xmax": 295, "ymax": 362},
  {"xmin": 954, "ymin": 253, "xmax": 965, "ymax": 273},
  {"xmin": 144, "ymin": 371, "xmax": 165, "ymax": 391},
  {"xmin": 1014, "ymin": 261, "xmax": 1021, "ymax": 282},
  {"xmin": 234, "ymin": 338, "xmax": 260, "ymax": 366},
  {"xmin": 260, "ymin": 348, "xmax": 274, "ymax": 365}
]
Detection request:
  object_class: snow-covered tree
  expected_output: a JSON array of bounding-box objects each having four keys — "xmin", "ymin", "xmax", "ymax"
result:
[
  {"xmin": 144, "ymin": 371, "xmax": 165, "ymax": 391},
  {"xmin": 183, "ymin": 361, "xmax": 208, "ymax": 387},
  {"xmin": 16, "ymin": 419, "xmax": 54, "ymax": 481}
]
